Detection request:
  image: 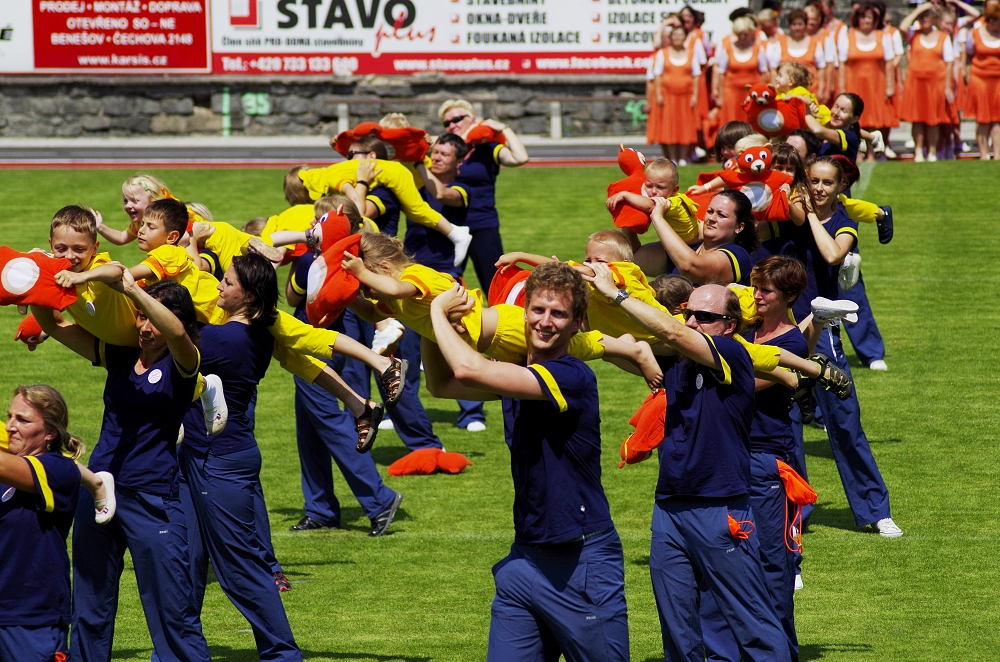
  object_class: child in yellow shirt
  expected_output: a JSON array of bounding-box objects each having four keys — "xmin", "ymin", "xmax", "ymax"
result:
[
  {"xmin": 605, "ymin": 158, "xmax": 702, "ymax": 251},
  {"xmin": 95, "ymin": 173, "xmax": 173, "ymax": 246},
  {"xmin": 774, "ymin": 62, "xmax": 832, "ymax": 125}
]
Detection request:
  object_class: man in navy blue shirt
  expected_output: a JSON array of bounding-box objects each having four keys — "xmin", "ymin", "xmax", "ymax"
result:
[
  {"xmin": 586, "ymin": 266, "xmax": 789, "ymax": 662},
  {"xmin": 428, "ymin": 262, "xmax": 628, "ymax": 662}
]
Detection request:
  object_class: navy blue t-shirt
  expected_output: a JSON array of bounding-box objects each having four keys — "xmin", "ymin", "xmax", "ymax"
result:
[
  {"xmin": 819, "ymin": 126, "xmax": 861, "ymax": 163},
  {"xmin": 0, "ymin": 452, "xmax": 80, "ymax": 626},
  {"xmin": 183, "ymin": 321, "xmax": 274, "ymax": 456},
  {"xmin": 90, "ymin": 341, "xmax": 198, "ymax": 494},
  {"xmin": 367, "ymin": 187, "xmax": 401, "ymax": 237},
  {"xmin": 655, "ymin": 334, "xmax": 756, "ymax": 499},
  {"xmin": 745, "ymin": 326, "xmax": 808, "ymax": 459},
  {"xmin": 404, "ymin": 188, "xmax": 467, "ymax": 278},
  {"xmin": 455, "ymin": 142, "xmax": 502, "ymax": 230},
  {"xmin": 501, "ymin": 355, "xmax": 614, "ymax": 545},
  {"xmin": 669, "ymin": 242, "xmax": 752, "ymax": 286}
]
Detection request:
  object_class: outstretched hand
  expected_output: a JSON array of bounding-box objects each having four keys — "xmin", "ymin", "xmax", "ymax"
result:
[
  {"xmin": 342, "ymin": 251, "xmax": 365, "ymax": 276},
  {"xmin": 580, "ymin": 262, "xmax": 620, "ymax": 299},
  {"xmin": 432, "ymin": 283, "xmax": 474, "ymax": 335}
]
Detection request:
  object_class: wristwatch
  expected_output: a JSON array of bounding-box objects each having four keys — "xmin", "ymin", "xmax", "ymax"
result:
[{"xmin": 612, "ymin": 289, "xmax": 630, "ymax": 306}]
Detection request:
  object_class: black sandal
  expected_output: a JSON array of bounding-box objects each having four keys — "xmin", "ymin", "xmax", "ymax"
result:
[
  {"xmin": 810, "ymin": 355, "xmax": 853, "ymax": 400},
  {"xmin": 355, "ymin": 400, "xmax": 385, "ymax": 453},
  {"xmin": 379, "ymin": 357, "xmax": 408, "ymax": 406}
]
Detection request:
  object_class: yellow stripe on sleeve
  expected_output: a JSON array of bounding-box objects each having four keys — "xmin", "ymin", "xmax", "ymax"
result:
[
  {"xmin": 702, "ymin": 335, "xmax": 733, "ymax": 386},
  {"xmin": 367, "ymin": 194, "xmax": 387, "ymax": 217},
  {"xmin": 835, "ymin": 227, "xmax": 858, "ymax": 239},
  {"xmin": 836, "ymin": 129, "xmax": 848, "ymax": 151},
  {"xmin": 492, "ymin": 143, "xmax": 504, "ymax": 164},
  {"xmin": 718, "ymin": 249, "xmax": 741, "ymax": 283},
  {"xmin": 24, "ymin": 456, "xmax": 55, "ymax": 513},
  {"xmin": 173, "ymin": 348, "xmax": 201, "ymax": 379},
  {"xmin": 528, "ymin": 365, "xmax": 568, "ymax": 413},
  {"xmin": 451, "ymin": 186, "xmax": 469, "ymax": 207}
]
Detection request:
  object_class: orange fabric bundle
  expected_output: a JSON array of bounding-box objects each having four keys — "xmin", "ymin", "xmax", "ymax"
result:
[
  {"xmin": 488, "ymin": 265, "xmax": 530, "ymax": 307},
  {"xmin": 776, "ymin": 458, "xmax": 816, "ymax": 552},
  {"xmin": 608, "ymin": 148, "xmax": 652, "ymax": 233},
  {"xmin": 464, "ymin": 122, "xmax": 508, "ymax": 146},
  {"xmin": 305, "ymin": 233, "xmax": 362, "ymax": 328},
  {"xmin": 728, "ymin": 514, "xmax": 755, "ymax": 540},
  {"xmin": 436, "ymin": 451, "xmax": 474, "ymax": 474},
  {"xmin": 333, "ymin": 122, "xmax": 430, "ymax": 162},
  {"xmin": 387, "ymin": 448, "xmax": 474, "ymax": 476},
  {"xmin": 14, "ymin": 313, "xmax": 47, "ymax": 351},
  {"xmin": 618, "ymin": 389, "xmax": 667, "ymax": 468},
  {"xmin": 0, "ymin": 248, "xmax": 77, "ymax": 311}
]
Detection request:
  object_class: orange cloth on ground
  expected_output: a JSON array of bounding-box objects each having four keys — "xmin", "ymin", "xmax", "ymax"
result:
[
  {"xmin": 963, "ymin": 27, "xmax": 1000, "ymax": 123},
  {"xmin": 607, "ymin": 148, "xmax": 651, "ymax": 232},
  {"xmin": 842, "ymin": 29, "xmax": 898, "ymax": 128},
  {"xmin": 333, "ymin": 122, "xmax": 430, "ymax": 162},
  {"xmin": 898, "ymin": 32, "xmax": 951, "ymax": 125},
  {"xmin": 305, "ymin": 234, "xmax": 362, "ymax": 327},
  {"xmin": 436, "ymin": 452, "xmax": 473, "ymax": 474},
  {"xmin": 0, "ymin": 248, "xmax": 77, "ymax": 310},
  {"xmin": 488, "ymin": 265, "xmax": 530, "ymax": 307},
  {"xmin": 718, "ymin": 36, "xmax": 767, "ymax": 125},
  {"xmin": 618, "ymin": 389, "xmax": 667, "ymax": 468},
  {"xmin": 652, "ymin": 43, "xmax": 700, "ymax": 145},
  {"xmin": 388, "ymin": 448, "xmax": 442, "ymax": 476}
]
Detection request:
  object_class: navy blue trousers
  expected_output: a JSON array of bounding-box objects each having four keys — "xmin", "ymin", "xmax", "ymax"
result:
[
  {"xmin": 814, "ymin": 328, "xmax": 892, "ymax": 527},
  {"xmin": 649, "ymin": 496, "xmax": 789, "ymax": 662},
  {"xmin": 0, "ymin": 625, "xmax": 66, "ymax": 662},
  {"xmin": 487, "ymin": 529, "xmax": 629, "ymax": 662},
  {"xmin": 839, "ymin": 272, "xmax": 886, "ymax": 366},
  {"xmin": 179, "ymin": 445, "xmax": 302, "ymax": 661},
  {"xmin": 460, "ymin": 226, "xmax": 504, "ymax": 292},
  {"xmin": 70, "ymin": 486, "xmax": 211, "ymax": 662},
  {"xmin": 701, "ymin": 454, "xmax": 798, "ymax": 662}
]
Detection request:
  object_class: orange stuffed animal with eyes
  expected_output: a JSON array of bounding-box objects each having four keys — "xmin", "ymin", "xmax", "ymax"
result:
[
  {"xmin": 742, "ymin": 83, "xmax": 809, "ymax": 137},
  {"xmin": 333, "ymin": 122, "xmax": 430, "ymax": 162},
  {"xmin": 607, "ymin": 147, "xmax": 654, "ymax": 233},
  {"xmin": 717, "ymin": 144, "xmax": 793, "ymax": 222}
]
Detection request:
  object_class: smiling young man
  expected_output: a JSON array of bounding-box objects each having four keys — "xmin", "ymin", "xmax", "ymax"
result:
[
  {"xmin": 585, "ymin": 265, "xmax": 789, "ymax": 662},
  {"xmin": 428, "ymin": 262, "xmax": 629, "ymax": 662}
]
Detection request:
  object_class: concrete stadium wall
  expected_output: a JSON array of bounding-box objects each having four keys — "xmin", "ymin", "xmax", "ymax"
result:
[{"xmin": 0, "ymin": 75, "xmax": 652, "ymax": 138}]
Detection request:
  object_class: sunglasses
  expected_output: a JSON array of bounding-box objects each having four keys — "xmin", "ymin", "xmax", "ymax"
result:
[
  {"xmin": 345, "ymin": 150, "xmax": 370, "ymax": 159},
  {"xmin": 442, "ymin": 114, "xmax": 468, "ymax": 127},
  {"xmin": 682, "ymin": 309, "xmax": 733, "ymax": 323}
]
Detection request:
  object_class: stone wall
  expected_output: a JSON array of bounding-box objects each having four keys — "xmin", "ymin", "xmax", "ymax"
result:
[{"xmin": 0, "ymin": 75, "xmax": 651, "ymax": 138}]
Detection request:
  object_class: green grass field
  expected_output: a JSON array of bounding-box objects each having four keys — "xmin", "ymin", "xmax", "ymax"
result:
[{"xmin": 0, "ymin": 161, "xmax": 997, "ymax": 661}]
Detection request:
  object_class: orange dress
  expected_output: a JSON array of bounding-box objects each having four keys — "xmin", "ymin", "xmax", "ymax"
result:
[
  {"xmin": 842, "ymin": 28, "xmax": 897, "ymax": 128},
  {"xmin": 898, "ymin": 31, "xmax": 951, "ymax": 125},
  {"xmin": 717, "ymin": 36, "xmax": 767, "ymax": 125},
  {"xmin": 688, "ymin": 28, "xmax": 712, "ymax": 120},
  {"xmin": 653, "ymin": 43, "xmax": 700, "ymax": 145},
  {"xmin": 775, "ymin": 33, "xmax": 824, "ymax": 93},
  {"xmin": 645, "ymin": 57, "xmax": 661, "ymax": 144},
  {"xmin": 885, "ymin": 25, "xmax": 904, "ymax": 126},
  {"xmin": 963, "ymin": 26, "xmax": 1000, "ymax": 123}
]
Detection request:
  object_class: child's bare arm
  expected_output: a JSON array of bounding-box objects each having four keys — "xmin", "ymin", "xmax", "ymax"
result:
[
  {"xmin": 342, "ymin": 251, "xmax": 420, "ymax": 299},
  {"xmin": 600, "ymin": 335, "xmax": 663, "ymax": 390},
  {"xmin": 348, "ymin": 295, "xmax": 390, "ymax": 324},
  {"xmin": 55, "ymin": 263, "xmax": 124, "ymax": 288},
  {"xmin": 268, "ymin": 230, "xmax": 308, "ymax": 247},
  {"xmin": 607, "ymin": 191, "xmax": 655, "ymax": 213},
  {"xmin": 95, "ymin": 221, "xmax": 136, "ymax": 246},
  {"xmin": 687, "ymin": 177, "xmax": 724, "ymax": 196},
  {"xmin": 495, "ymin": 252, "xmax": 554, "ymax": 270}
]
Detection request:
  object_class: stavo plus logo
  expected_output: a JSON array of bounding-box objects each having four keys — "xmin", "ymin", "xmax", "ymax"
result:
[{"xmin": 230, "ymin": 0, "xmax": 261, "ymax": 28}]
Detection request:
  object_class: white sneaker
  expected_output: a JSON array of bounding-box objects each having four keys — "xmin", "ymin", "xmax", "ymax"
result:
[
  {"xmin": 913, "ymin": 151, "xmax": 925, "ymax": 163},
  {"xmin": 927, "ymin": 151, "xmax": 937, "ymax": 162},
  {"xmin": 794, "ymin": 574, "xmax": 804, "ymax": 591},
  {"xmin": 811, "ymin": 297, "xmax": 860, "ymax": 328},
  {"xmin": 94, "ymin": 471, "xmax": 117, "ymax": 525},
  {"xmin": 372, "ymin": 319, "xmax": 405, "ymax": 355},
  {"xmin": 693, "ymin": 146, "xmax": 708, "ymax": 160},
  {"xmin": 200, "ymin": 374, "xmax": 228, "ymax": 436},
  {"xmin": 858, "ymin": 138, "xmax": 868, "ymax": 155},
  {"xmin": 838, "ymin": 252, "xmax": 862, "ymax": 291},
  {"xmin": 176, "ymin": 424, "xmax": 185, "ymax": 446},
  {"xmin": 868, "ymin": 360, "xmax": 888, "ymax": 371},
  {"xmin": 448, "ymin": 225, "xmax": 473, "ymax": 267},
  {"xmin": 884, "ymin": 146, "xmax": 899, "ymax": 160},
  {"xmin": 677, "ymin": 159, "xmax": 688, "ymax": 166},
  {"xmin": 903, "ymin": 137, "xmax": 915, "ymax": 150},
  {"xmin": 873, "ymin": 517, "xmax": 903, "ymax": 538},
  {"xmin": 871, "ymin": 130, "xmax": 886, "ymax": 154},
  {"xmin": 464, "ymin": 421, "xmax": 486, "ymax": 432},
  {"xmin": 378, "ymin": 418, "xmax": 395, "ymax": 431}
]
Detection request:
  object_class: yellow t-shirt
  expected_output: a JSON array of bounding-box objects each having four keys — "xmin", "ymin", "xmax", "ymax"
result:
[
  {"xmin": 261, "ymin": 205, "xmax": 316, "ymax": 244},
  {"xmin": 374, "ymin": 264, "xmax": 483, "ymax": 346},
  {"xmin": 575, "ymin": 261, "xmax": 666, "ymax": 345},
  {"xmin": 777, "ymin": 86, "xmax": 831, "ymax": 125},
  {"xmin": 65, "ymin": 252, "xmax": 140, "ymax": 347},
  {"xmin": 201, "ymin": 221, "xmax": 257, "ymax": 274},
  {"xmin": 141, "ymin": 244, "xmax": 227, "ymax": 325},
  {"xmin": 663, "ymin": 194, "xmax": 701, "ymax": 243}
]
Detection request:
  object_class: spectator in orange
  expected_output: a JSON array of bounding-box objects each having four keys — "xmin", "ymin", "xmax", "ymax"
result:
[
  {"xmin": 963, "ymin": 3, "xmax": 1000, "ymax": 159},
  {"xmin": 898, "ymin": 4, "xmax": 956, "ymax": 161},
  {"xmin": 680, "ymin": 6, "xmax": 713, "ymax": 152},
  {"xmin": 767, "ymin": 9, "xmax": 828, "ymax": 99},
  {"xmin": 714, "ymin": 15, "xmax": 770, "ymax": 126},
  {"xmin": 652, "ymin": 24, "xmax": 706, "ymax": 164}
]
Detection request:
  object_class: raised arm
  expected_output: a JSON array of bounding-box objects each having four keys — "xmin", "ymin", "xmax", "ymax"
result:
[
  {"xmin": 899, "ymin": 3, "xmax": 933, "ymax": 35},
  {"xmin": 648, "ymin": 198, "xmax": 734, "ymax": 284},
  {"xmin": 341, "ymin": 252, "xmax": 420, "ymax": 299},
  {"xmin": 120, "ymin": 270, "xmax": 200, "ymax": 374},
  {"xmin": 807, "ymin": 213, "xmax": 855, "ymax": 265},
  {"xmin": 29, "ymin": 305, "xmax": 98, "ymax": 364},
  {"xmin": 804, "ymin": 113, "xmax": 844, "ymax": 145},
  {"xmin": 486, "ymin": 121, "xmax": 529, "ymax": 167},
  {"xmin": 415, "ymin": 163, "xmax": 466, "ymax": 207}
]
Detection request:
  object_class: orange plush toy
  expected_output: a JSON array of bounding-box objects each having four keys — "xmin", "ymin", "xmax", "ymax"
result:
[
  {"xmin": 14, "ymin": 313, "xmax": 48, "ymax": 351},
  {"xmin": 741, "ymin": 83, "xmax": 808, "ymax": 138},
  {"xmin": 464, "ymin": 122, "xmax": 508, "ymax": 146},
  {"xmin": 333, "ymin": 122, "xmax": 429, "ymax": 162},
  {"xmin": 0, "ymin": 248, "xmax": 77, "ymax": 310},
  {"xmin": 387, "ymin": 448, "xmax": 474, "ymax": 476},
  {"xmin": 618, "ymin": 389, "xmax": 667, "ymax": 468},
  {"xmin": 717, "ymin": 144, "xmax": 793, "ymax": 222},
  {"xmin": 488, "ymin": 265, "xmax": 530, "ymax": 307},
  {"xmin": 607, "ymin": 147, "xmax": 653, "ymax": 233},
  {"xmin": 305, "ymin": 233, "xmax": 362, "ymax": 328}
]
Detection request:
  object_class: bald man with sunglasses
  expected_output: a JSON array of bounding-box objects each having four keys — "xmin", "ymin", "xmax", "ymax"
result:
[{"xmin": 585, "ymin": 266, "xmax": 790, "ymax": 662}]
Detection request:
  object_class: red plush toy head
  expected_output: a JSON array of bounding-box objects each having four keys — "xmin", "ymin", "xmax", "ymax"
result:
[
  {"xmin": 736, "ymin": 144, "xmax": 774, "ymax": 175},
  {"xmin": 741, "ymin": 83, "xmax": 808, "ymax": 137},
  {"xmin": 745, "ymin": 83, "xmax": 777, "ymax": 107},
  {"xmin": 305, "ymin": 233, "xmax": 362, "ymax": 327},
  {"xmin": 14, "ymin": 313, "xmax": 47, "ymax": 351}
]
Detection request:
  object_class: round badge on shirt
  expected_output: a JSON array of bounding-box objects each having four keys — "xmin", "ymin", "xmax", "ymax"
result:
[
  {"xmin": 695, "ymin": 373, "xmax": 704, "ymax": 389},
  {"xmin": 85, "ymin": 301, "xmax": 96, "ymax": 316},
  {"xmin": 147, "ymin": 369, "xmax": 163, "ymax": 384},
  {"xmin": 1, "ymin": 486, "xmax": 14, "ymax": 502}
]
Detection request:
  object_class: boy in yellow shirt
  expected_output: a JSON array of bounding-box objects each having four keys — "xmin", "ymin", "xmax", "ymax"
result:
[{"xmin": 605, "ymin": 158, "xmax": 702, "ymax": 251}]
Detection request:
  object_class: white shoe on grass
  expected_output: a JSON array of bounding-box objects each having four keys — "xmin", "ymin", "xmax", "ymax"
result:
[
  {"xmin": 464, "ymin": 421, "xmax": 486, "ymax": 432},
  {"xmin": 372, "ymin": 319, "xmax": 405, "ymax": 355},
  {"xmin": 873, "ymin": 517, "xmax": 903, "ymax": 538},
  {"xmin": 200, "ymin": 374, "xmax": 228, "ymax": 436},
  {"xmin": 838, "ymin": 253, "xmax": 862, "ymax": 290},
  {"xmin": 94, "ymin": 471, "xmax": 116, "ymax": 525},
  {"xmin": 794, "ymin": 574, "xmax": 804, "ymax": 591},
  {"xmin": 868, "ymin": 360, "xmax": 888, "ymax": 371},
  {"xmin": 448, "ymin": 225, "xmax": 473, "ymax": 267},
  {"xmin": 871, "ymin": 130, "xmax": 886, "ymax": 154},
  {"xmin": 811, "ymin": 297, "xmax": 859, "ymax": 327},
  {"xmin": 378, "ymin": 418, "xmax": 395, "ymax": 431}
]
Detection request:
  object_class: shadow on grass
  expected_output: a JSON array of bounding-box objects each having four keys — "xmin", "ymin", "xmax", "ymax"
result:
[
  {"xmin": 371, "ymin": 446, "xmax": 410, "ymax": 465},
  {"xmin": 198, "ymin": 646, "xmax": 431, "ymax": 661},
  {"xmin": 425, "ymin": 408, "xmax": 459, "ymax": 425},
  {"xmin": 803, "ymin": 439, "xmax": 834, "ymax": 460},
  {"xmin": 631, "ymin": 555, "xmax": 650, "ymax": 567},
  {"xmin": 800, "ymin": 642, "xmax": 875, "ymax": 659},
  {"xmin": 806, "ymin": 501, "xmax": 862, "ymax": 532}
]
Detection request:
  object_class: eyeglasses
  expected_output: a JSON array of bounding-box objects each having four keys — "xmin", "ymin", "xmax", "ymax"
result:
[
  {"xmin": 442, "ymin": 115, "xmax": 468, "ymax": 127},
  {"xmin": 682, "ymin": 309, "xmax": 733, "ymax": 323},
  {"xmin": 345, "ymin": 150, "xmax": 370, "ymax": 159}
]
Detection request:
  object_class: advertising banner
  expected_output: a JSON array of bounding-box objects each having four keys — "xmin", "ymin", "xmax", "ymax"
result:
[{"xmin": 0, "ymin": 0, "xmax": 741, "ymax": 75}]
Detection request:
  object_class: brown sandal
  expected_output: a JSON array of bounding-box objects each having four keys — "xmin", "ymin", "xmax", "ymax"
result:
[
  {"xmin": 355, "ymin": 400, "xmax": 385, "ymax": 453},
  {"xmin": 379, "ymin": 357, "xmax": 408, "ymax": 406}
]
